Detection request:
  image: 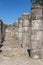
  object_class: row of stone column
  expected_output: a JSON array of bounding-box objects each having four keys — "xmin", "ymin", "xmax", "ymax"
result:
[
  {"xmin": 12, "ymin": 4, "xmax": 43, "ymax": 59},
  {"xmin": 13, "ymin": 13, "xmax": 31, "ymax": 49}
]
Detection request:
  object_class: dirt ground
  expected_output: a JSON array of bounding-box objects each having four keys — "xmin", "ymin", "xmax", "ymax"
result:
[{"xmin": 0, "ymin": 30, "xmax": 43, "ymax": 65}]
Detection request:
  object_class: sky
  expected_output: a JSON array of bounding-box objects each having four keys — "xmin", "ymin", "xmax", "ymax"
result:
[{"xmin": 0, "ymin": 0, "xmax": 32, "ymax": 24}]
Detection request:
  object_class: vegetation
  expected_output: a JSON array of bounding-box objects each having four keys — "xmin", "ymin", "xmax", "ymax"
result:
[{"xmin": 30, "ymin": 0, "xmax": 43, "ymax": 5}]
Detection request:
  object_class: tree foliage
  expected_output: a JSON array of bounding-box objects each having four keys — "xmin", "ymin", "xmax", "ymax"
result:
[{"xmin": 31, "ymin": 0, "xmax": 43, "ymax": 5}]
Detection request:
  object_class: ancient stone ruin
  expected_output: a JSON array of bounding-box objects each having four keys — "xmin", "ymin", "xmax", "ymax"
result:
[
  {"xmin": 0, "ymin": 1, "xmax": 43, "ymax": 59},
  {"xmin": 12, "ymin": 3, "xmax": 43, "ymax": 59}
]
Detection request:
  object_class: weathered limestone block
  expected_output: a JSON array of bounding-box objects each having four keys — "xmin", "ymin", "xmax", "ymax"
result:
[
  {"xmin": 23, "ymin": 27, "xmax": 31, "ymax": 33},
  {"xmin": 31, "ymin": 41, "xmax": 43, "ymax": 49},
  {"xmin": 22, "ymin": 13, "xmax": 30, "ymax": 27},
  {"xmin": 30, "ymin": 49, "xmax": 42, "ymax": 59},
  {"xmin": 18, "ymin": 27, "xmax": 31, "ymax": 33},
  {"xmin": 22, "ymin": 32, "xmax": 31, "ymax": 49},
  {"xmin": 32, "ymin": 20, "xmax": 43, "ymax": 30},
  {"xmin": 31, "ymin": 31, "xmax": 43, "ymax": 41},
  {"xmin": 22, "ymin": 19, "xmax": 30, "ymax": 27},
  {"xmin": 18, "ymin": 27, "xmax": 24, "ymax": 33},
  {"xmin": 31, "ymin": 4, "xmax": 42, "ymax": 20},
  {"xmin": 30, "ymin": 49, "xmax": 43, "ymax": 59},
  {"xmin": 31, "ymin": 31, "xmax": 43, "ymax": 49}
]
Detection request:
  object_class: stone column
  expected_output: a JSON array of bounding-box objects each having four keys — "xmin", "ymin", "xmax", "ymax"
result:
[
  {"xmin": 22, "ymin": 13, "xmax": 31, "ymax": 49},
  {"xmin": 30, "ymin": 4, "xmax": 43, "ymax": 59}
]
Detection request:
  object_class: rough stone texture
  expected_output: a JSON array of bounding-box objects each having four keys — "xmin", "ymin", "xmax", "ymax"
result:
[
  {"xmin": 32, "ymin": 20, "xmax": 43, "ymax": 30},
  {"xmin": 12, "ymin": 14, "xmax": 31, "ymax": 49},
  {"xmin": 19, "ymin": 27, "xmax": 24, "ymax": 33},
  {"xmin": 7, "ymin": 4, "xmax": 43, "ymax": 59},
  {"xmin": 31, "ymin": 4, "xmax": 42, "ymax": 20},
  {"xmin": 22, "ymin": 32, "xmax": 31, "ymax": 49},
  {"xmin": 0, "ymin": 29, "xmax": 43, "ymax": 65},
  {"xmin": 30, "ymin": 49, "xmax": 42, "ymax": 59},
  {"xmin": 31, "ymin": 4, "xmax": 43, "ymax": 59},
  {"xmin": 31, "ymin": 31, "xmax": 43, "ymax": 49},
  {"xmin": 22, "ymin": 19, "xmax": 30, "ymax": 27},
  {"xmin": 18, "ymin": 27, "xmax": 31, "ymax": 33}
]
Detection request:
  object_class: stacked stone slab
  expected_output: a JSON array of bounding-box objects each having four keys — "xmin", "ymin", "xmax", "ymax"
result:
[
  {"xmin": 30, "ymin": 4, "xmax": 43, "ymax": 59},
  {"xmin": 18, "ymin": 13, "xmax": 31, "ymax": 49}
]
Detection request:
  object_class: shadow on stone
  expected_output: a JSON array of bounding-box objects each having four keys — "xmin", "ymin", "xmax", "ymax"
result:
[
  {"xmin": 21, "ymin": 44, "xmax": 23, "ymax": 48},
  {"xmin": 27, "ymin": 49, "xmax": 31, "ymax": 57},
  {"xmin": 0, "ymin": 50, "xmax": 2, "ymax": 53},
  {"xmin": 0, "ymin": 44, "xmax": 3, "ymax": 48}
]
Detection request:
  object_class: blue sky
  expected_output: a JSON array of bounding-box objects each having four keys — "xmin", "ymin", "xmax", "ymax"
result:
[{"xmin": 0, "ymin": 0, "xmax": 32, "ymax": 24}]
